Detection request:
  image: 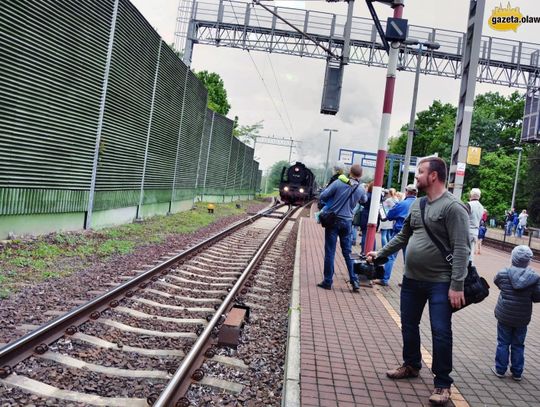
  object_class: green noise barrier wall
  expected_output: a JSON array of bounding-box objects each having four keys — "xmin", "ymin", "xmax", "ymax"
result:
[{"xmin": 0, "ymin": 0, "xmax": 260, "ymax": 230}]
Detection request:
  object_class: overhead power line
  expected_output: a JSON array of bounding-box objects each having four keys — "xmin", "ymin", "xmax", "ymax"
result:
[
  {"xmin": 227, "ymin": 0, "xmax": 293, "ymax": 138},
  {"xmin": 266, "ymin": 53, "xmax": 295, "ymax": 134}
]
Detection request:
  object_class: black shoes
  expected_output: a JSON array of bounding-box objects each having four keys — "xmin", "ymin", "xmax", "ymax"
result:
[{"xmin": 317, "ymin": 282, "xmax": 360, "ymax": 292}]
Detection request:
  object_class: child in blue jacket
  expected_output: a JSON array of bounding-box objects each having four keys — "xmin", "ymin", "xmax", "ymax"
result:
[{"xmin": 492, "ymin": 245, "xmax": 540, "ymax": 381}]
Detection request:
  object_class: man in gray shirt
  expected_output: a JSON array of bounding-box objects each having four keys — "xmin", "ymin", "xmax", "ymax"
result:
[{"xmin": 367, "ymin": 156, "xmax": 470, "ymax": 406}]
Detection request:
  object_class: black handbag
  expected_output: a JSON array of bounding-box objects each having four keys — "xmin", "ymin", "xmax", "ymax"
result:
[
  {"xmin": 419, "ymin": 197, "xmax": 490, "ymax": 311},
  {"xmin": 319, "ymin": 211, "xmax": 338, "ymax": 228},
  {"xmin": 319, "ymin": 183, "xmax": 359, "ymax": 228},
  {"xmin": 352, "ymin": 205, "xmax": 363, "ymax": 226}
]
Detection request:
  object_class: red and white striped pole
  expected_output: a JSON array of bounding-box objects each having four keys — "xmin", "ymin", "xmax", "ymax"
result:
[{"xmin": 363, "ymin": 2, "xmax": 404, "ymax": 254}]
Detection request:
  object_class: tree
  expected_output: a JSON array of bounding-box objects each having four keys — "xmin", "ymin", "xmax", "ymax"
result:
[
  {"xmin": 233, "ymin": 119, "xmax": 264, "ymax": 144},
  {"xmin": 267, "ymin": 160, "xmax": 290, "ymax": 191},
  {"xmin": 388, "ymin": 91, "xmax": 533, "ymax": 224},
  {"xmin": 476, "ymin": 149, "xmax": 528, "ymax": 222},
  {"xmin": 169, "ymin": 42, "xmax": 183, "ymax": 59},
  {"xmin": 389, "ymin": 100, "xmax": 457, "ymax": 160},
  {"xmin": 195, "ymin": 70, "xmax": 231, "ymax": 115}
]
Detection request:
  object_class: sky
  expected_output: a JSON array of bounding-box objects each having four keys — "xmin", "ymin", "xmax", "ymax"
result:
[{"xmin": 130, "ymin": 0, "xmax": 540, "ymax": 173}]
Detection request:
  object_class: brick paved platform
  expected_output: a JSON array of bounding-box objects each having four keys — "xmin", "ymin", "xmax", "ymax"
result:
[{"xmin": 295, "ymin": 216, "xmax": 540, "ymax": 407}]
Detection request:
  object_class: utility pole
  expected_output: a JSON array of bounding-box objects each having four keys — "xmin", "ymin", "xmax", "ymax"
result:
[
  {"xmin": 323, "ymin": 128, "xmax": 338, "ymax": 185},
  {"xmin": 448, "ymin": 0, "xmax": 486, "ymax": 198},
  {"xmin": 510, "ymin": 147, "xmax": 523, "ymax": 211},
  {"xmin": 400, "ymin": 40, "xmax": 440, "ymax": 193},
  {"xmin": 288, "ymin": 138, "xmax": 294, "ymax": 163}
]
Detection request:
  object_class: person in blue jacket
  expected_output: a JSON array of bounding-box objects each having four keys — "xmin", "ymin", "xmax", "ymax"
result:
[
  {"xmin": 317, "ymin": 164, "xmax": 367, "ymax": 292},
  {"xmin": 492, "ymin": 245, "xmax": 540, "ymax": 381},
  {"xmin": 373, "ymin": 184, "xmax": 417, "ymax": 286}
]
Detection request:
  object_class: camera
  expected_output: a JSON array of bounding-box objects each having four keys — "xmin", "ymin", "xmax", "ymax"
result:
[{"xmin": 352, "ymin": 254, "xmax": 388, "ymax": 280}]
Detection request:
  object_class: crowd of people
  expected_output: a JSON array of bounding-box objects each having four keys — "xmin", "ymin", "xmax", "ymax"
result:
[
  {"xmin": 315, "ymin": 158, "xmax": 540, "ymax": 406},
  {"xmin": 505, "ymin": 208, "xmax": 529, "ymax": 238}
]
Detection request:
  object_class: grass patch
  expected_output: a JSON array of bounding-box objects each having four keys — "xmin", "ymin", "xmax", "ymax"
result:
[
  {"xmin": 97, "ymin": 240, "xmax": 135, "ymax": 256},
  {"xmin": 41, "ymin": 270, "xmax": 60, "ymax": 279},
  {"xmin": 33, "ymin": 243, "xmax": 61, "ymax": 258},
  {"xmin": 148, "ymin": 235, "xmax": 164, "ymax": 244},
  {"xmin": 148, "ymin": 202, "xmax": 246, "ymax": 235},
  {"xmin": 70, "ymin": 245, "xmax": 96, "ymax": 257},
  {"xmin": 0, "ymin": 288, "xmax": 10, "ymax": 299},
  {"xmin": 8, "ymin": 257, "xmax": 32, "ymax": 268},
  {"xmin": 54, "ymin": 233, "xmax": 81, "ymax": 245},
  {"xmin": 0, "ymin": 199, "xmax": 265, "ymax": 297}
]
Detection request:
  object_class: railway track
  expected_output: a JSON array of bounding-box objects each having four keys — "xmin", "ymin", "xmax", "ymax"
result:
[
  {"xmin": 0, "ymin": 202, "xmax": 306, "ymax": 406},
  {"xmin": 483, "ymin": 235, "xmax": 540, "ymax": 260}
]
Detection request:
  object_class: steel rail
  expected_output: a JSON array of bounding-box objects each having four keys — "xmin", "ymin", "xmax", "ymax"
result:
[
  {"xmin": 483, "ymin": 236, "xmax": 540, "ymax": 259},
  {"xmin": 154, "ymin": 202, "xmax": 304, "ymax": 406},
  {"xmin": 0, "ymin": 202, "xmax": 284, "ymax": 376}
]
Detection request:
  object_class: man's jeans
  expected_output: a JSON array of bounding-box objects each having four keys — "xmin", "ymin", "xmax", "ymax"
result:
[
  {"xmin": 506, "ymin": 221, "xmax": 513, "ymax": 236},
  {"xmin": 380, "ymin": 228, "xmax": 393, "ymax": 247},
  {"xmin": 380, "ymin": 229, "xmax": 407, "ymax": 285},
  {"xmin": 323, "ymin": 218, "xmax": 358, "ymax": 286},
  {"xmin": 351, "ymin": 225, "xmax": 358, "ymax": 245},
  {"xmin": 495, "ymin": 322, "xmax": 527, "ymax": 377},
  {"xmin": 401, "ymin": 277, "xmax": 453, "ymax": 388},
  {"xmin": 380, "ymin": 229, "xmax": 394, "ymax": 284}
]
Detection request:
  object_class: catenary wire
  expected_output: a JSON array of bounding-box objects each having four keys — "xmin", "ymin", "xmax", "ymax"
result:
[{"xmin": 227, "ymin": 0, "xmax": 293, "ymax": 139}]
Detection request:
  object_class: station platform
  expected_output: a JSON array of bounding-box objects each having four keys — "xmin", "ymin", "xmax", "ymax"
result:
[{"xmin": 286, "ymin": 216, "xmax": 540, "ymax": 407}]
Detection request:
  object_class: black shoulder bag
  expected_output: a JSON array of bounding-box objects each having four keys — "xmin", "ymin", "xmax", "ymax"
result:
[
  {"xmin": 319, "ymin": 183, "xmax": 359, "ymax": 229},
  {"xmin": 419, "ymin": 197, "xmax": 489, "ymax": 311}
]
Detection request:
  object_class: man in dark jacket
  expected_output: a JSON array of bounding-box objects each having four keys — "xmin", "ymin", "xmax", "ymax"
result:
[{"xmin": 492, "ymin": 245, "xmax": 540, "ymax": 381}]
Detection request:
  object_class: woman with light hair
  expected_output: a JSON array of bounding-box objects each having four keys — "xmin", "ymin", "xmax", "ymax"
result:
[
  {"xmin": 380, "ymin": 188, "xmax": 398, "ymax": 248},
  {"xmin": 517, "ymin": 209, "xmax": 528, "ymax": 238},
  {"xmin": 468, "ymin": 188, "xmax": 484, "ymax": 262}
]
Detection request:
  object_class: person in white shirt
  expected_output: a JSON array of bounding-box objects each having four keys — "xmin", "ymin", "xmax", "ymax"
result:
[
  {"xmin": 468, "ymin": 188, "xmax": 484, "ymax": 263},
  {"xmin": 517, "ymin": 209, "xmax": 529, "ymax": 238}
]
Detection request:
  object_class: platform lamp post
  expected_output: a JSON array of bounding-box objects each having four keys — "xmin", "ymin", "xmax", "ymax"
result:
[
  {"xmin": 400, "ymin": 40, "xmax": 440, "ymax": 193},
  {"xmin": 510, "ymin": 146, "xmax": 523, "ymax": 211},
  {"xmin": 323, "ymin": 128, "xmax": 338, "ymax": 185}
]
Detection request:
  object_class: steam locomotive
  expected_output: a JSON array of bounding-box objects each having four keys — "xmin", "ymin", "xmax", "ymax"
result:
[{"xmin": 279, "ymin": 162, "xmax": 318, "ymax": 205}]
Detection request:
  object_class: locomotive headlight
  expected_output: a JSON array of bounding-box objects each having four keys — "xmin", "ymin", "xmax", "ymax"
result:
[
  {"xmin": 299, "ymin": 188, "xmax": 304, "ymax": 193},
  {"xmin": 283, "ymin": 186, "xmax": 289, "ymax": 191}
]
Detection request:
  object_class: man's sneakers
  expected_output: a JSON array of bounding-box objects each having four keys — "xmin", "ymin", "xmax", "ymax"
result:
[
  {"xmin": 491, "ymin": 366, "xmax": 523, "ymax": 380},
  {"xmin": 387, "ymin": 366, "xmax": 451, "ymax": 405},
  {"xmin": 428, "ymin": 387, "xmax": 451, "ymax": 405},
  {"xmin": 491, "ymin": 366, "xmax": 505, "ymax": 378},
  {"xmin": 386, "ymin": 365, "xmax": 420, "ymax": 379},
  {"xmin": 316, "ymin": 282, "xmax": 332, "ymax": 290}
]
